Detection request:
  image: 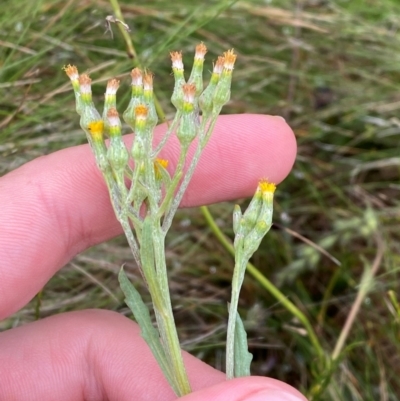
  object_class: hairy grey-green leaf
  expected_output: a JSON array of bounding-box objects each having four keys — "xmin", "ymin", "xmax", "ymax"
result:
[
  {"xmin": 234, "ymin": 312, "xmax": 253, "ymax": 378},
  {"xmin": 118, "ymin": 267, "xmax": 178, "ymax": 393}
]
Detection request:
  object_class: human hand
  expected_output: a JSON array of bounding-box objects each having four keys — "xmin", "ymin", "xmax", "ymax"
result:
[{"xmin": 0, "ymin": 114, "xmax": 306, "ymax": 401}]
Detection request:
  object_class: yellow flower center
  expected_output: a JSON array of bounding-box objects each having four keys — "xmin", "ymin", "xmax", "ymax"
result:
[
  {"xmin": 154, "ymin": 158, "xmax": 169, "ymax": 180},
  {"xmin": 87, "ymin": 120, "xmax": 104, "ymax": 141},
  {"xmin": 258, "ymin": 179, "xmax": 276, "ymax": 194}
]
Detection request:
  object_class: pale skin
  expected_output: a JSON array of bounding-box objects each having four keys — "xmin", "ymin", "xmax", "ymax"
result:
[{"xmin": 0, "ymin": 114, "xmax": 308, "ymax": 401}]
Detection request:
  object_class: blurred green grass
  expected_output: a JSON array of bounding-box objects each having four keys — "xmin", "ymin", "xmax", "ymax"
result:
[{"xmin": 1, "ymin": 0, "xmax": 400, "ymax": 399}]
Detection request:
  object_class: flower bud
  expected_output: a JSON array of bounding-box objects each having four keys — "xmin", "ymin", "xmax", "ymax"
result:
[
  {"xmin": 176, "ymin": 84, "xmax": 198, "ymax": 146},
  {"xmin": 254, "ymin": 180, "xmax": 275, "ymax": 231},
  {"xmin": 130, "ymin": 67, "xmax": 143, "ymax": 96},
  {"xmin": 78, "ymin": 74, "xmax": 94, "ymax": 104},
  {"xmin": 103, "ymin": 79, "xmax": 120, "ymax": 134},
  {"xmin": 199, "ymin": 56, "xmax": 224, "ymax": 116},
  {"xmin": 78, "ymin": 74, "xmax": 102, "ymax": 144},
  {"xmin": 212, "ymin": 49, "xmax": 237, "ymax": 110},
  {"xmin": 107, "ymin": 108, "xmax": 129, "ymax": 172},
  {"xmin": 63, "ymin": 64, "xmax": 82, "ymax": 115},
  {"xmin": 170, "ymin": 51, "xmax": 186, "ymax": 110},
  {"xmin": 134, "ymin": 104, "xmax": 148, "ymax": 133},
  {"xmin": 182, "ymin": 83, "xmax": 196, "ymax": 113},
  {"xmin": 131, "ymin": 104, "xmax": 148, "ymax": 160},
  {"xmin": 87, "ymin": 120, "xmax": 109, "ymax": 172},
  {"xmin": 143, "ymin": 71, "xmax": 158, "ymax": 129},
  {"xmin": 188, "ymin": 42, "xmax": 207, "ymax": 96},
  {"xmin": 235, "ymin": 180, "xmax": 275, "ymax": 254},
  {"xmin": 123, "ymin": 68, "xmax": 144, "ymax": 130}
]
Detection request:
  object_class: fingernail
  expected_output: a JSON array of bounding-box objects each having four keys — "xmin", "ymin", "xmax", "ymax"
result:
[
  {"xmin": 273, "ymin": 115, "xmax": 286, "ymax": 122},
  {"xmin": 244, "ymin": 389, "xmax": 304, "ymax": 401}
]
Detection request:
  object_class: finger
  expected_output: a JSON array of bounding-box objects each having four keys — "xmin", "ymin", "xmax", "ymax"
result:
[
  {"xmin": 180, "ymin": 377, "xmax": 308, "ymax": 401},
  {"xmin": 0, "ymin": 310, "xmax": 306, "ymax": 401},
  {"xmin": 159, "ymin": 114, "xmax": 295, "ymax": 206},
  {"xmin": 0, "ymin": 310, "xmax": 224, "ymax": 401},
  {"xmin": 0, "ymin": 114, "xmax": 296, "ymax": 319}
]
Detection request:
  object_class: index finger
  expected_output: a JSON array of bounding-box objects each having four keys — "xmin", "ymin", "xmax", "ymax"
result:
[{"xmin": 0, "ymin": 114, "xmax": 296, "ymax": 319}]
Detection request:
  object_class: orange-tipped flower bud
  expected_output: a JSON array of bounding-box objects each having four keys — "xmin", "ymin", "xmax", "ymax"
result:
[
  {"xmin": 106, "ymin": 107, "xmax": 127, "ymax": 171},
  {"xmin": 170, "ymin": 51, "xmax": 184, "ymax": 71},
  {"xmin": 182, "ymin": 83, "xmax": 196, "ymax": 105},
  {"xmin": 177, "ymin": 85, "xmax": 198, "ymax": 145},
  {"xmin": 143, "ymin": 71, "xmax": 154, "ymax": 92},
  {"xmin": 130, "ymin": 68, "xmax": 143, "ymax": 86},
  {"xmin": 199, "ymin": 56, "xmax": 225, "ymax": 115},
  {"xmin": 142, "ymin": 71, "xmax": 157, "ymax": 128},
  {"xmin": 124, "ymin": 69, "xmax": 144, "ymax": 129},
  {"xmin": 223, "ymin": 49, "xmax": 237, "ymax": 72},
  {"xmin": 213, "ymin": 56, "xmax": 225, "ymax": 75},
  {"xmin": 212, "ymin": 49, "xmax": 237, "ymax": 109},
  {"xmin": 103, "ymin": 80, "xmax": 119, "ymax": 134},
  {"xmin": 170, "ymin": 51, "xmax": 186, "ymax": 110},
  {"xmin": 79, "ymin": 74, "xmax": 92, "ymax": 94},
  {"xmin": 194, "ymin": 42, "xmax": 207, "ymax": 61},
  {"xmin": 63, "ymin": 64, "xmax": 79, "ymax": 81},
  {"xmin": 189, "ymin": 43, "xmax": 207, "ymax": 96},
  {"xmin": 107, "ymin": 107, "xmax": 120, "ymax": 128},
  {"xmin": 64, "ymin": 65, "xmax": 82, "ymax": 114},
  {"xmin": 106, "ymin": 78, "xmax": 120, "ymax": 96}
]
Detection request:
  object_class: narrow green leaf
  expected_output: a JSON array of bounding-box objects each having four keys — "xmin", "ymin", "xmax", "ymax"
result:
[
  {"xmin": 118, "ymin": 267, "xmax": 178, "ymax": 393},
  {"xmin": 233, "ymin": 312, "xmax": 253, "ymax": 377}
]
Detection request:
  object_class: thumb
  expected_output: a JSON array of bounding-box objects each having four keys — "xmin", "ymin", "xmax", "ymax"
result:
[{"xmin": 179, "ymin": 376, "xmax": 308, "ymax": 401}]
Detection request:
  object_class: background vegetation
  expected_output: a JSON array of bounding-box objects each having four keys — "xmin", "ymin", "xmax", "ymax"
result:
[{"xmin": 1, "ymin": 0, "xmax": 400, "ymax": 399}]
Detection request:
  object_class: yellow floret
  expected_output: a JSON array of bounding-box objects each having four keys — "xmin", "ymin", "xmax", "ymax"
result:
[
  {"xmin": 258, "ymin": 179, "xmax": 276, "ymax": 194},
  {"xmin": 87, "ymin": 120, "xmax": 104, "ymax": 142},
  {"xmin": 154, "ymin": 158, "xmax": 169, "ymax": 180}
]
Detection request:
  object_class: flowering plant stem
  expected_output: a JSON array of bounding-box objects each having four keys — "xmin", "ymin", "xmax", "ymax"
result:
[
  {"xmin": 64, "ymin": 44, "xmax": 241, "ymax": 397},
  {"xmin": 201, "ymin": 205, "xmax": 325, "ymax": 361}
]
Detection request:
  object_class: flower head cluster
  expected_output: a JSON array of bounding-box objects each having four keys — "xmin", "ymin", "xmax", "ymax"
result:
[{"xmin": 233, "ymin": 179, "xmax": 276, "ymax": 258}]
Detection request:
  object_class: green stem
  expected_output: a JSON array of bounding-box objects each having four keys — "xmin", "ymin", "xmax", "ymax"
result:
[
  {"xmin": 152, "ymin": 225, "xmax": 191, "ymax": 395},
  {"xmin": 162, "ymin": 114, "xmax": 218, "ymax": 233},
  {"xmin": 200, "ymin": 205, "xmax": 325, "ymax": 360},
  {"xmin": 118, "ymin": 214, "xmax": 142, "ymax": 273},
  {"xmin": 152, "ymin": 112, "xmax": 181, "ymax": 158},
  {"xmin": 226, "ymin": 251, "xmax": 247, "ymax": 379}
]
